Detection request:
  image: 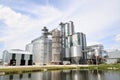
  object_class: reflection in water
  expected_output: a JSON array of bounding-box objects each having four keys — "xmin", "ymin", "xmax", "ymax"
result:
[
  {"xmin": 28, "ymin": 73, "xmax": 31, "ymax": 78},
  {"xmin": 9, "ymin": 75, "xmax": 13, "ymax": 80},
  {"xmin": 0, "ymin": 70, "xmax": 120, "ymax": 80},
  {"xmin": 62, "ymin": 70, "xmax": 72, "ymax": 80},
  {"xmin": 19, "ymin": 74, "xmax": 23, "ymax": 79},
  {"xmin": 51, "ymin": 71, "xmax": 61, "ymax": 80},
  {"xmin": 31, "ymin": 71, "xmax": 51, "ymax": 80}
]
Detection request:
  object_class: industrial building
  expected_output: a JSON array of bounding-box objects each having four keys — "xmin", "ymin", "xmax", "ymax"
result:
[
  {"xmin": 25, "ymin": 27, "xmax": 52, "ymax": 65},
  {"xmin": 31, "ymin": 36, "xmax": 52, "ymax": 65},
  {"xmin": 25, "ymin": 21, "xmax": 106, "ymax": 65},
  {"xmin": 2, "ymin": 49, "xmax": 32, "ymax": 66},
  {"xmin": 86, "ymin": 44, "xmax": 107, "ymax": 64},
  {"xmin": 60, "ymin": 21, "xmax": 87, "ymax": 64},
  {"xmin": 2, "ymin": 21, "xmax": 107, "ymax": 66},
  {"xmin": 25, "ymin": 21, "xmax": 87, "ymax": 65}
]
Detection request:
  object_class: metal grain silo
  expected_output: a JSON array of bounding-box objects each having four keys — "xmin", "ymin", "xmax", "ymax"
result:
[
  {"xmin": 78, "ymin": 33, "xmax": 87, "ymax": 49},
  {"xmin": 68, "ymin": 21, "xmax": 74, "ymax": 35},
  {"xmin": 45, "ymin": 39, "xmax": 52, "ymax": 64},
  {"xmin": 65, "ymin": 23, "xmax": 70, "ymax": 37},
  {"xmin": 32, "ymin": 37, "xmax": 44, "ymax": 65},
  {"xmin": 64, "ymin": 47, "xmax": 70, "ymax": 61},
  {"xmin": 32, "ymin": 36, "xmax": 52, "ymax": 65},
  {"xmin": 25, "ymin": 43, "xmax": 33, "ymax": 53},
  {"xmin": 64, "ymin": 37, "xmax": 71, "ymax": 61},
  {"xmin": 71, "ymin": 45, "xmax": 82, "ymax": 64},
  {"xmin": 72, "ymin": 33, "xmax": 81, "ymax": 46},
  {"xmin": 67, "ymin": 35, "xmax": 73, "ymax": 48}
]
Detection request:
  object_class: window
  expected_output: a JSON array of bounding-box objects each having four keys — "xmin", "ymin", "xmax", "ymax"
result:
[
  {"xmin": 12, "ymin": 54, "xmax": 16, "ymax": 59},
  {"xmin": 21, "ymin": 54, "xmax": 25, "ymax": 60}
]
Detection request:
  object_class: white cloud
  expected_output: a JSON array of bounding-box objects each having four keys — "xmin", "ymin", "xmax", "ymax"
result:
[
  {"xmin": 0, "ymin": 4, "xmax": 62, "ymax": 50},
  {"xmin": 115, "ymin": 34, "xmax": 120, "ymax": 42},
  {"xmin": 0, "ymin": 0, "xmax": 120, "ymax": 53},
  {"xmin": 62, "ymin": 0, "xmax": 120, "ymax": 49},
  {"xmin": 71, "ymin": 0, "xmax": 120, "ymax": 42},
  {"xmin": 87, "ymin": 41, "xmax": 102, "ymax": 46}
]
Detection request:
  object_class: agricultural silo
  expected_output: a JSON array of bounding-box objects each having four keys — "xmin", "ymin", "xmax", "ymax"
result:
[
  {"xmin": 64, "ymin": 47, "xmax": 70, "ymax": 61},
  {"xmin": 68, "ymin": 21, "xmax": 74, "ymax": 35},
  {"xmin": 72, "ymin": 33, "xmax": 81, "ymax": 46},
  {"xmin": 67, "ymin": 35, "xmax": 73, "ymax": 48},
  {"xmin": 79, "ymin": 33, "xmax": 87, "ymax": 49},
  {"xmin": 51, "ymin": 29, "xmax": 61, "ymax": 63},
  {"xmin": 25, "ymin": 43, "xmax": 33, "ymax": 53},
  {"xmin": 60, "ymin": 21, "xmax": 74, "ymax": 37},
  {"xmin": 45, "ymin": 39, "xmax": 52, "ymax": 64},
  {"xmin": 64, "ymin": 36, "xmax": 72, "ymax": 61},
  {"xmin": 71, "ymin": 45, "xmax": 82, "ymax": 64},
  {"xmin": 32, "ymin": 36, "xmax": 52, "ymax": 65},
  {"xmin": 71, "ymin": 32, "xmax": 86, "ymax": 47},
  {"xmin": 65, "ymin": 23, "xmax": 70, "ymax": 37},
  {"xmin": 72, "ymin": 32, "xmax": 87, "ymax": 63}
]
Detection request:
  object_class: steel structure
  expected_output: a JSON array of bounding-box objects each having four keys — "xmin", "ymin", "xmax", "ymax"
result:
[{"xmin": 32, "ymin": 27, "xmax": 52, "ymax": 65}]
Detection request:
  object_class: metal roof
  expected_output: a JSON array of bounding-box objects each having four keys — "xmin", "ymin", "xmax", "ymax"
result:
[{"xmin": 3, "ymin": 49, "xmax": 32, "ymax": 54}]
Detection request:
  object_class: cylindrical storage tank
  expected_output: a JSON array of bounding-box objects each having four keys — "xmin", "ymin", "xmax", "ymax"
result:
[
  {"xmin": 82, "ymin": 34, "xmax": 87, "ymax": 48},
  {"xmin": 71, "ymin": 45, "xmax": 82, "ymax": 64},
  {"xmin": 25, "ymin": 43, "xmax": 33, "ymax": 53},
  {"xmin": 32, "ymin": 37, "xmax": 52, "ymax": 65},
  {"xmin": 45, "ymin": 40, "xmax": 52, "ymax": 64},
  {"xmin": 68, "ymin": 35, "xmax": 73, "ymax": 48},
  {"xmin": 79, "ymin": 33, "xmax": 87, "ymax": 49},
  {"xmin": 32, "ymin": 38, "xmax": 44, "ymax": 65},
  {"xmin": 72, "ymin": 33, "xmax": 81, "ymax": 46},
  {"xmin": 64, "ymin": 47, "xmax": 70, "ymax": 60},
  {"xmin": 68, "ymin": 21, "xmax": 74, "ymax": 35},
  {"xmin": 65, "ymin": 23, "xmax": 70, "ymax": 37}
]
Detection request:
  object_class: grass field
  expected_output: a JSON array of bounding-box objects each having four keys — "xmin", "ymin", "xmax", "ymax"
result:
[{"xmin": 0, "ymin": 64, "xmax": 120, "ymax": 75}]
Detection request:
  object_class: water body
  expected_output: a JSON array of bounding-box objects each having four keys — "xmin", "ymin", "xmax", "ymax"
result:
[{"xmin": 0, "ymin": 70, "xmax": 120, "ymax": 80}]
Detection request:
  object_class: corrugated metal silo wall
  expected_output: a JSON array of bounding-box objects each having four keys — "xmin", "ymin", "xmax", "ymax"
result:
[
  {"xmin": 32, "ymin": 36, "xmax": 52, "ymax": 65},
  {"xmin": 32, "ymin": 38, "xmax": 44, "ymax": 65},
  {"xmin": 45, "ymin": 39, "xmax": 52, "ymax": 64},
  {"xmin": 68, "ymin": 21, "xmax": 75, "ymax": 35},
  {"xmin": 25, "ymin": 43, "xmax": 33, "ymax": 53},
  {"xmin": 71, "ymin": 45, "xmax": 82, "ymax": 64},
  {"xmin": 65, "ymin": 23, "xmax": 70, "ymax": 37}
]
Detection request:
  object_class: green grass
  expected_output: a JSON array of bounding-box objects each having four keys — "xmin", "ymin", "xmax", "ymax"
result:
[{"xmin": 0, "ymin": 64, "xmax": 120, "ymax": 75}]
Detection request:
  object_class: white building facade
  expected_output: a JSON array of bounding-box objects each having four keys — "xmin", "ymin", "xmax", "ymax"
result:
[{"xmin": 2, "ymin": 49, "xmax": 33, "ymax": 66}]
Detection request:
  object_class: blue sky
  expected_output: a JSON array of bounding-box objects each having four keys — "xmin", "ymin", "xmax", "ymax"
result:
[{"xmin": 0, "ymin": 0, "xmax": 120, "ymax": 58}]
